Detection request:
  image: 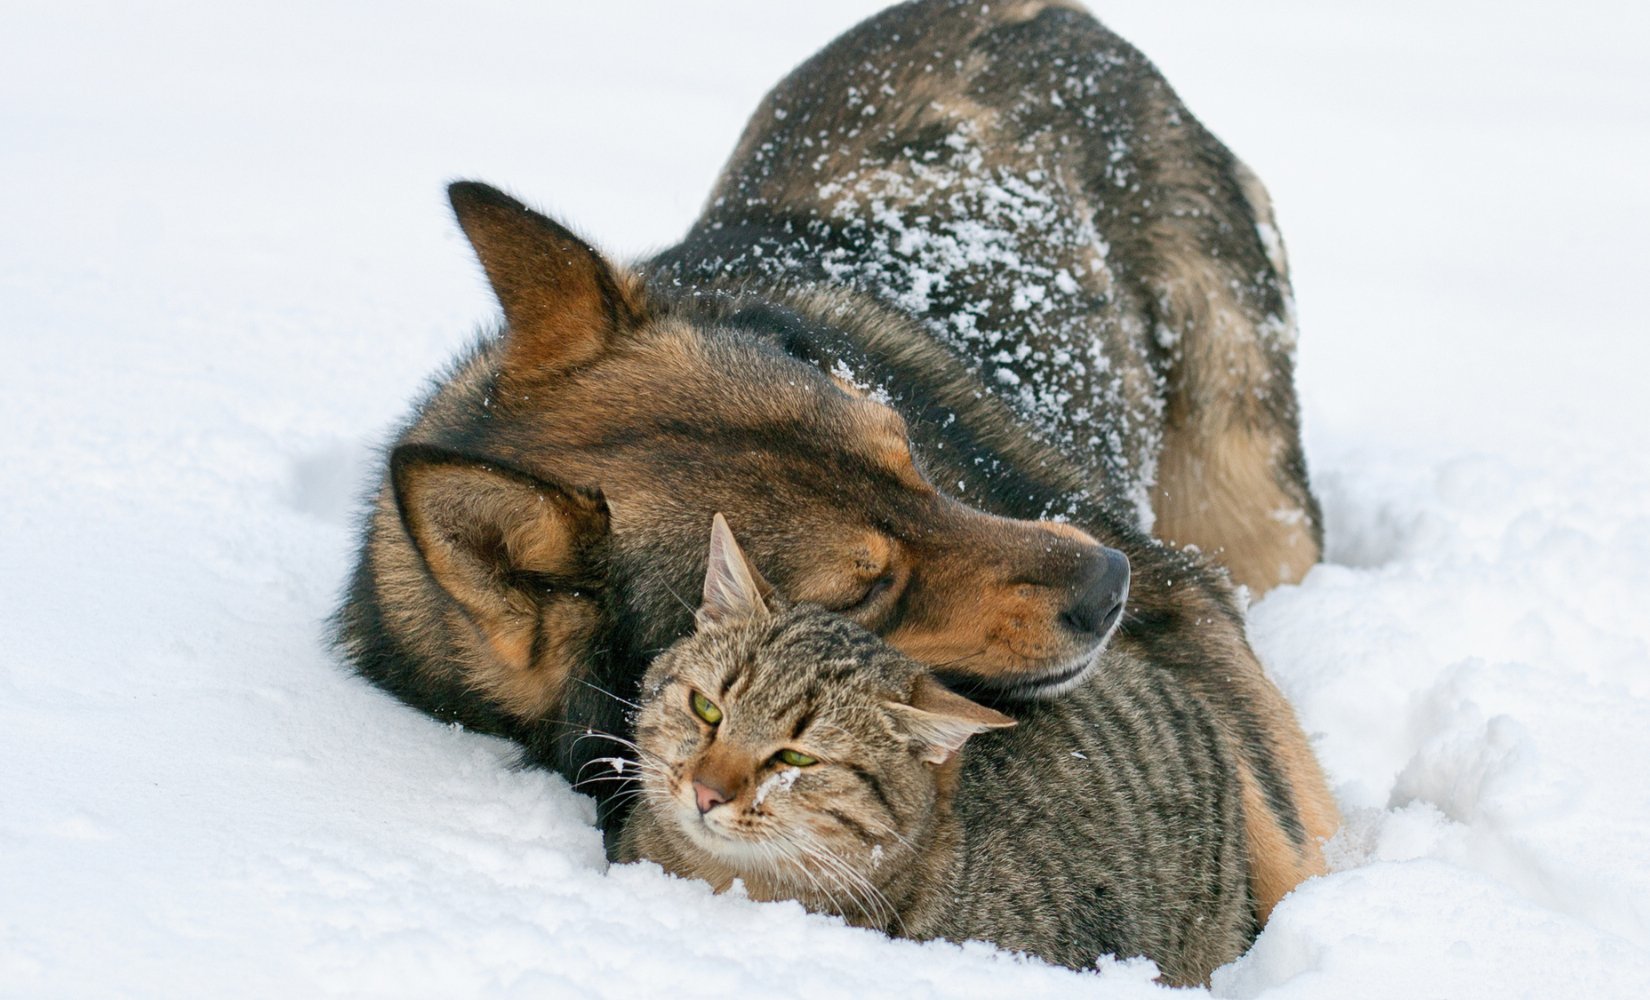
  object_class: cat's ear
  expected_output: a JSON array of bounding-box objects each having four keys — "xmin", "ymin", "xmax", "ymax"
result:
[
  {"xmin": 697, "ymin": 513, "xmax": 774, "ymax": 627},
  {"xmin": 887, "ymin": 676, "xmax": 1016, "ymax": 765}
]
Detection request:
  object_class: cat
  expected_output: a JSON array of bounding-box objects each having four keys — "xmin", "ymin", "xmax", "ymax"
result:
[{"xmin": 615, "ymin": 515, "xmax": 1254, "ymax": 985}]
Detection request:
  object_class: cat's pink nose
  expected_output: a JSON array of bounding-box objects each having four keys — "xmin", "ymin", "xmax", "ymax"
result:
[{"xmin": 693, "ymin": 779, "xmax": 730, "ymax": 814}]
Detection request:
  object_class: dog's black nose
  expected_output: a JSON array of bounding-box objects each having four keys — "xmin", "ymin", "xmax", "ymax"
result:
[{"xmin": 1060, "ymin": 547, "xmax": 1130, "ymax": 639}]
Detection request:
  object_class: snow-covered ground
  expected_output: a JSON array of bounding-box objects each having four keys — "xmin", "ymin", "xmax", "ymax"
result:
[{"xmin": 4, "ymin": 1, "xmax": 1649, "ymax": 996}]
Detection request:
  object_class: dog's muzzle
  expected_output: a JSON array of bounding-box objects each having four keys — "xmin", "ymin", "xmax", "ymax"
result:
[{"xmin": 1059, "ymin": 546, "xmax": 1130, "ymax": 644}]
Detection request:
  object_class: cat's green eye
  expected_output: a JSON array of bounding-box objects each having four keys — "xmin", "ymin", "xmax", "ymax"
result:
[
  {"xmin": 690, "ymin": 691, "xmax": 723, "ymax": 725},
  {"xmin": 778, "ymin": 749, "xmax": 817, "ymax": 767}
]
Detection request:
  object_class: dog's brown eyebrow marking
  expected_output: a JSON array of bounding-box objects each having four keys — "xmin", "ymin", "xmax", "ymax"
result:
[{"xmin": 869, "ymin": 440, "xmax": 932, "ymax": 494}]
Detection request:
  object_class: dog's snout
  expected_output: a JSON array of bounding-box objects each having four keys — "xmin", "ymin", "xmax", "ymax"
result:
[{"xmin": 1059, "ymin": 547, "xmax": 1130, "ymax": 640}]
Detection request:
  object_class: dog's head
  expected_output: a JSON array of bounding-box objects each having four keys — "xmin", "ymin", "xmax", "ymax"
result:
[{"xmin": 385, "ymin": 182, "xmax": 1128, "ymax": 723}]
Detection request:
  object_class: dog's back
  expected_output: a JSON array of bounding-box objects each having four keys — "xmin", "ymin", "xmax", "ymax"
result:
[{"xmin": 654, "ymin": 0, "xmax": 1320, "ymax": 591}]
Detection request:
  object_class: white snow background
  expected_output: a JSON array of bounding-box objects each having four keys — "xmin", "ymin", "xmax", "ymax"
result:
[{"xmin": 4, "ymin": 2, "xmax": 1649, "ymax": 997}]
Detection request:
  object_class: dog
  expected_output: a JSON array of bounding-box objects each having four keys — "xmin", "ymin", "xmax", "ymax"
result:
[{"xmin": 334, "ymin": 0, "xmax": 1337, "ymax": 922}]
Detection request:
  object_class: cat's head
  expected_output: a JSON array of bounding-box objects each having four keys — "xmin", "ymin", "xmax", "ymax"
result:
[{"xmin": 631, "ymin": 514, "xmax": 1014, "ymax": 886}]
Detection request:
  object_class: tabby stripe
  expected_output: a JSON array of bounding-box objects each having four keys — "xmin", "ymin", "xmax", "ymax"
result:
[
  {"xmin": 790, "ymin": 705, "xmax": 817, "ymax": 741},
  {"xmin": 1045, "ymin": 705, "xmax": 1114, "ymax": 827},
  {"xmin": 823, "ymin": 808, "xmax": 876, "ymax": 843},
  {"xmin": 726, "ymin": 664, "xmax": 758, "ymax": 703},
  {"xmin": 1138, "ymin": 672, "xmax": 1196, "ymax": 806},
  {"xmin": 1192, "ymin": 685, "xmax": 1252, "ymax": 919},
  {"xmin": 817, "ymin": 662, "xmax": 861, "ymax": 685},
  {"xmin": 1078, "ymin": 686, "xmax": 1155, "ymax": 835},
  {"xmin": 1149, "ymin": 671, "xmax": 1229, "ymax": 914},
  {"xmin": 1216, "ymin": 681, "xmax": 1306, "ymax": 847},
  {"xmin": 1133, "ymin": 607, "xmax": 1308, "ymax": 849},
  {"xmin": 846, "ymin": 763, "xmax": 899, "ymax": 823}
]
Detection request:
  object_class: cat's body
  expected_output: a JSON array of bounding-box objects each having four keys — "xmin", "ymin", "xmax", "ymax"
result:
[
  {"xmin": 939, "ymin": 656, "xmax": 1251, "ymax": 980},
  {"xmin": 617, "ymin": 518, "xmax": 1252, "ymax": 985}
]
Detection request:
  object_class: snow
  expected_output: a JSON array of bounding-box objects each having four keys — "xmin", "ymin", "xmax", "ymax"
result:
[
  {"xmin": 4, "ymin": 1, "xmax": 1649, "ymax": 997},
  {"xmin": 754, "ymin": 767, "xmax": 803, "ymax": 807}
]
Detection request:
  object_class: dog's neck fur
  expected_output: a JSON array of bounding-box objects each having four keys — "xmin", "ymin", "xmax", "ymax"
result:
[{"xmin": 644, "ymin": 271, "xmax": 1138, "ymax": 535}]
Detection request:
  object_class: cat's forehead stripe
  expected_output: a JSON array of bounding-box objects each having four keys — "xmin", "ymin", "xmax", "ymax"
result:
[
  {"xmin": 788, "ymin": 704, "xmax": 816, "ymax": 741},
  {"xmin": 720, "ymin": 660, "xmax": 752, "ymax": 701}
]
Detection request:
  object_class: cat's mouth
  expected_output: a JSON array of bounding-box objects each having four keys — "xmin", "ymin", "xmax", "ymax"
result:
[
  {"xmin": 685, "ymin": 814, "xmax": 734, "ymax": 845},
  {"xmin": 673, "ymin": 804, "xmax": 785, "ymax": 868},
  {"xmin": 669, "ymin": 793, "xmax": 756, "ymax": 845}
]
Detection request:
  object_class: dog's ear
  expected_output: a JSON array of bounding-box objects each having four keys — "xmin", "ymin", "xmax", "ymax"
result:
[
  {"xmin": 886, "ymin": 676, "xmax": 1016, "ymax": 765},
  {"xmin": 448, "ymin": 181, "xmax": 643, "ymax": 389},
  {"xmin": 697, "ymin": 513, "xmax": 774, "ymax": 628},
  {"xmin": 392, "ymin": 443, "xmax": 609, "ymax": 718}
]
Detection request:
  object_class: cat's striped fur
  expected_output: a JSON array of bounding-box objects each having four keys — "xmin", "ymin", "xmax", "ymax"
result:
[{"xmin": 618, "ymin": 518, "xmax": 1251, "ymax": 985}]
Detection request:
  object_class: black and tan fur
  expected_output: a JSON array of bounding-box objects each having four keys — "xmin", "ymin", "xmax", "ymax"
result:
[
  {"xmin": 619, "ymin": 517, "xmax": 1252, "ymax": 985},
  {"xmin": 334, "ymin": 0, "xmax": 1336, "ymax": 919}
]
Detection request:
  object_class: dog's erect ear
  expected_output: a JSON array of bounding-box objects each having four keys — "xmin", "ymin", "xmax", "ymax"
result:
[
  {"xmin": 392, "ymin": 443, "xmax": 609, "ymax": 717},
  {"xmin": 697, "ymin": 513, "xmax": 774, "ymax": 628},
  {"xmin": 448, "ymin": 181, "xmax": 642, "ymax": 388},
  {"xmin": 887, "ymin": 676, "xmax": 1016, "ymax": 765}
]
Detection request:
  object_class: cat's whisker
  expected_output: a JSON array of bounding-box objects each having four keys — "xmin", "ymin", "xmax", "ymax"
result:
[
  {"xmin": 587, "ymin": 778, "xmax": 669, "ymax": 808},
  {"xmin": 858, "ymin": 818, "xmax": 916, "ymax": 854},
  {"xmin": 574, "ymin": 755, "xmax": 670, "ymax": 783},
  {"xmin": 780, "ymin": 836, "xmax": 853, "ymax": 920},
  {"xmin": 815, "ymin": 847, "xmax": 898, "ymax": 932},
  {"xmin": 590, "ymin": 787, "xmax": 644, "ymax": 810},
  {"xmin": 762, "ymin": 827, "xmax": 826, "ymax": 885},
  {"xmin": 570, "ymin": 735, "xmax": 640, "ymax": 759},
  {"xmin": 571, "ymin": 769, "xmax": 640, "ymax": 794},
  {"xmin": 793, "ymin": 845, "xmax": 865, "ymax": 919},
  {"xmin": 598, "ymin": 786, "xmax": 660, "ymax": 812},
  {"xmin": 570, "ymin": 767, "xmax": 639, "ymax": 792},
  {"xmin": 566, "ymin": 737, "xmax": 668, "ymax": 769},
  {"xmin": 816, "ymin": 834, "xmax": 902, "ymax": 931},
  {"xmin": 572, "ymin": 752, "xmax": 676, "ymax": 798},
  {"xmin": 567, "ymin": 728, "xmax": 640, "ymax": 752},
  {"xmin": 529, "ymin": 717, "xmax": 655, "ymax": 761},
  {"xmin": 927, "ymin": 647, "xmax": 990, "ymax": 672},
  {"xmin": 765, "ymin": 834, "xmax": 831, "ymax": 897},
  {"xmin": 571, "ymin": 676, "xmax": 642, "ymax": 711},
  {"xmin": 566, "ymin": 729, "xmax": 675, "ymax": 770},
  {"xmin": 778, "ymin": 827, "xmax": 900, "ymax": 933},
  {"xmin": 532, "ymin": 716, "xmax": 631, "ymax": 737},
  {"xmin": 649, "ymin": 568, "xmax": 698, "ymax": 618}
]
